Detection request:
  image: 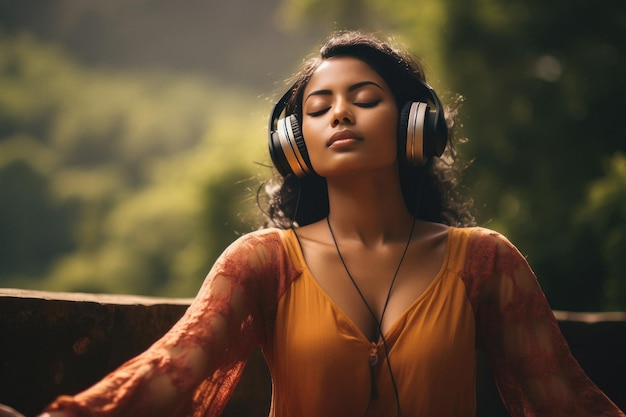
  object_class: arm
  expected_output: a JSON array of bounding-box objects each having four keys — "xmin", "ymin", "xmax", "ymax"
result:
[
  {"xmin": 41, "ymin": 230, "xmax": 291, "ymax": 417},
  {"xmin": 464, "ymin": 228, "xmax": 624, "ymax": 417}
]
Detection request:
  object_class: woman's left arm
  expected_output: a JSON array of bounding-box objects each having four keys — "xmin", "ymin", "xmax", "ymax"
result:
[{"xmin": 464, "ymin": 228, "xmax": 625, "ymax": 417}]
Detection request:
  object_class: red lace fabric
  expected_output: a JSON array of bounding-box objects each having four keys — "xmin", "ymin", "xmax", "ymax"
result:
[
  {"xmin": 462, "ymin": 228, "xmax": 624, "ymax": 417},
  {"xmin": 44, "ymin": 229, "xmax": 301, "ymax": 417}
]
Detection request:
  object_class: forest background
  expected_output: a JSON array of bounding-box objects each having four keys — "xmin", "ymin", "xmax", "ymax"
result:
[{"xmin": 0, "ymin": 0, "xmax": 624, "ymax": 311}]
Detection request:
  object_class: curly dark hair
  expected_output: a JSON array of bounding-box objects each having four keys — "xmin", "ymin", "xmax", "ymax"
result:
[{"xmin": 260, "ymin": 31, "xmax": 475, "ymax": 229}]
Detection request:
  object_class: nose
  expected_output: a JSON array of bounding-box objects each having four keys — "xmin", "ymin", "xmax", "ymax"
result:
[{"xmin": 331, "ymin": 99, "xmax": 354, "ymax": 126}]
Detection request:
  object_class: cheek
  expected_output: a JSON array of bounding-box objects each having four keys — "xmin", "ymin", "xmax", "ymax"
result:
[
  {"xmin": 376, "ymin": 112, "xmax": 401, "ymax": 164},
  {"xmin": 301, "ymin": 118, "xmax": 323, "ymax": 151},
  {"xmin": 377, "ymin": 109, "xmax": 400, "ymax": 147}
]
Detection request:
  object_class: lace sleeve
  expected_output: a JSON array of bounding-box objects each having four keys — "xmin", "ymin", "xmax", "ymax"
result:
[
  {"xmin": 462, "ymin": 228, "xmax": 624, "ymax": 417},
  {"xmin": 43, "ymin": 229, "xmax": 299, "ymax": 417}
]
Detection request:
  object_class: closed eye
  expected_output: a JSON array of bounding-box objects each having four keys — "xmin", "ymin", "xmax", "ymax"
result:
[
  {"xmin": 306, "ymin": 107, "xmax": 331, "ymax": 117},
  {"xmin": 354, "ymin": 100, "xmax": 381, "ymax": 108}
]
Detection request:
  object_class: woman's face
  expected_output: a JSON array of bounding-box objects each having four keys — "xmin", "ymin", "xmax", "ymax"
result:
[{"xmin": 301, "ymin": 56, "xmax": 399, "ymax": 178}]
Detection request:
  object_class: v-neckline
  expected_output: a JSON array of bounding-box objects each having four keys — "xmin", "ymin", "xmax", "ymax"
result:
[{"xmin": 287, "ymin": 227, "xmax": 453, "ymax": 343}]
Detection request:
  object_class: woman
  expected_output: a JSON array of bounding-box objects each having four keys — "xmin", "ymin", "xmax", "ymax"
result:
[{"xmin": 39, "ymin": 31, "xmax": 623, "ymax": 417}]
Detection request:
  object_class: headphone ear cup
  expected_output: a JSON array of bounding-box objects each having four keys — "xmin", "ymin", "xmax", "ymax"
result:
[
  {"xmin": 288, "ymin": 115, "xmax": 314, "ymax": 176},
  {"xmin": 399, "ymin": 101, "xmax": 449, "ymax": 166},
  {"xmin": 269, "ymin": 126, "xmax": 292, "ymax": 177},
  {"xmin": 399, "ymin": 101, "xmax": 428, "ymax": 166},
  {"xmin": 423, "ymin": 104, "xmax": 448, "ymax": 159},
  {"xmin": 398, "ymin": 102, "xmax": 411, "ymax": 164},
  {"xmin": 269, "ymin": 114, "xmax": 313, "ymax": 177}
]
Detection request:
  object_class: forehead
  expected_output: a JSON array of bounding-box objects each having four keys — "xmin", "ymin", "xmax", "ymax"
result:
[{"xmin": 304, "ymin": 56, "xmax": 390, "ymax": 93}]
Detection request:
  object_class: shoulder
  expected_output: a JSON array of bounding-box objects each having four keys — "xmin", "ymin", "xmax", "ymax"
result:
[
  {"xmin": 455, "ymin": 226, "xmax": 534, "ymax": 300},
  {"xmin": 226, "ymin": 227, "xmax": 289, "ymax": 253},
  {"xmin": 220, "ymin": 227, "xmax": 301, "ymax": 281},
  {"xmin": 451, "ymin": 225, "xmax": 510, "ymax": 243},
  {"xmin": 214, "ymin": 228, "xmax": 289, "ymax": 272},
  {"xmin": 235, "ymin": 227, "xmax": 287, "ymax": 242},
  {"xmin": 453, "ymin": 226, "xmax": 523, "ymax": 263}
]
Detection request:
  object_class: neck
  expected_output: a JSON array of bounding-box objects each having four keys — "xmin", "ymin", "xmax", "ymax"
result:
[{"xmin": 325, "ymin": 169, "xmax": 414, "ymax": 246}]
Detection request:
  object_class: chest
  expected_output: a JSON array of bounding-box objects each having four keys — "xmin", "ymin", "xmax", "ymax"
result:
[{"xmin": 302, "ymin": 238, "xmax": 447, "ymax": 341}]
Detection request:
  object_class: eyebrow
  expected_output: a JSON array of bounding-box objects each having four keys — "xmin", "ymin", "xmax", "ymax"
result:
[{"xmin": 304, "ymin": 81, "xmax": 385, "ymax": 104}]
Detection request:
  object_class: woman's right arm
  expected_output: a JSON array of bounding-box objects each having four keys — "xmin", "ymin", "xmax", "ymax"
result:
[{"xmin": 39, "ymin": 230, "xmax": 293, "ymax": 417}]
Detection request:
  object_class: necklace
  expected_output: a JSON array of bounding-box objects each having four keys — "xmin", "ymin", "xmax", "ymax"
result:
[
  {"xmin": 326, "ymin": 215, "xmax": 415, "ymax": 415},
  {"xmin": 326, "ymin": 216, "xmax": 415, "ymax": 416},
  {"xmin": 326, "ymin": 217, "xmax": 415, "ymax": 344}
]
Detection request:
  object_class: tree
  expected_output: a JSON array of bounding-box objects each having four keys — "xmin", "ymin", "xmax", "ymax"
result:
[{"xmin": 441, "ymin": 0, "xmax": 626, "ymax": 310}]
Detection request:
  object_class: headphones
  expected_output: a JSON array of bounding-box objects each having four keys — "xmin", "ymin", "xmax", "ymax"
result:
[{"xmin": 268, "ymin": 80, "xmax": 449, "ymax": 178}]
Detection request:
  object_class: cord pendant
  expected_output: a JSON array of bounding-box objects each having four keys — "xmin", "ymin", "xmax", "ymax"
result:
[{"xmin": 369, "ymin": 343, "xmax": 379, "ymax": 367}]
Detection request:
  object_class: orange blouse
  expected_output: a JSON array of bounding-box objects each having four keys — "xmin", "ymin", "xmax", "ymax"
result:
[
  {"xmin": 45, "ymin": 227, "xmax": 625, "ymax": 417},
  {"xmin": 268, "ymin": 227, "xmax": 476, "ymax": 416}
]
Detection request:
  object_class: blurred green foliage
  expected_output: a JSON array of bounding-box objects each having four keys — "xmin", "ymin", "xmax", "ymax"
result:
[
  {"xmin": 0, "ymin": 33, "xmax": 268, "ymax": 296},
  {"xmin": 440, "ymin": 0, "xmax": 626, "ymax": 311},
  {"xmin": 1, "ymin": 0, "xmax": 624, "ymax": 311}
]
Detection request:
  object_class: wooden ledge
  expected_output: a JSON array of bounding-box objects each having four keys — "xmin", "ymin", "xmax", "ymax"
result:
[
  {"xmin": 554, "ymin": 310, "xmax": 626, "ymax": 323},
  {"xmin": 3, "ymin": 288, "xmax": 626, "ymax": 322},
  {"xmin": 0, "ymin": 288, "xmax": 193, "ymax": 306}
]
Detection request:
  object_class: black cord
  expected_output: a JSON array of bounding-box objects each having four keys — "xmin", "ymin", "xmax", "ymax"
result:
[{"xmin": 327, "ymin": 216, "xmax": 416, "ymax": 417}]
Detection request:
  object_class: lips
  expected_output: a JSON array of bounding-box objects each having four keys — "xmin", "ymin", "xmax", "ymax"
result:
[{"xmin": 327, "ymin": 130, "xmax": 362, "ymax": 147}]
